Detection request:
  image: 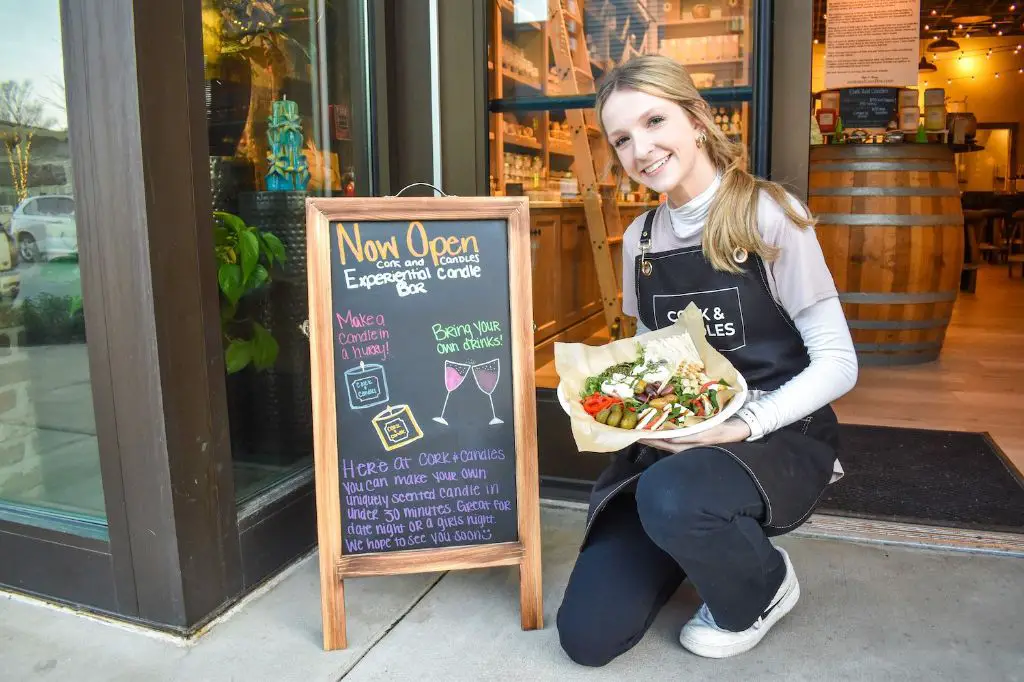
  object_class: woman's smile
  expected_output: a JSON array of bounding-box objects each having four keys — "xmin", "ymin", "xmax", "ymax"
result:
[{"xmin": 641, "ymin": 154, "xmax": 673, "ymax": 177}]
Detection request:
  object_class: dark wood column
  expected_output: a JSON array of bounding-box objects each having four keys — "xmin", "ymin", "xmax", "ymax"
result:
[{"xmin": 62, "ymin": 0, "xmax": 241, "ymax": 629}]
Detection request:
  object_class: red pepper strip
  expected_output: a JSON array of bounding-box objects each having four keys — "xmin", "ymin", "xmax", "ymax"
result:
[
  {"xmin": 582, "ymin": 394, "xmax": 620, "ymax": 415},
  {"xmin": 700, "ymin": 381, "xmax": 719, "ymax": 392}
]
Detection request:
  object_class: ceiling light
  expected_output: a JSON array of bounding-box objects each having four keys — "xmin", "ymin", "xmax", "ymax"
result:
[
  {"xmin": 925, "ymin": 24, "xmax": 930, "ymax": 30},
  {"xmin": 953, "ymin": 15, "xmax": 992, "ymax": 24},
  {"xmin": 927, "ymin": 36, "xmax": 961, "ymax": 52},
  {"xmin": 999, "ymin": 30, "xmax": 1004, "ymax": 35},
  {"xmin": 918, "ymin": 56, "xmax": 938, "ymax": 72},
  {"xmin": 931, "ymin": 9, "xmax": 937, "ymax": 15}
]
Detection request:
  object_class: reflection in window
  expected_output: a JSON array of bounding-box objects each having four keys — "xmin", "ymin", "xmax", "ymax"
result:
[
  {"xmin": 0, "ymin": 2, "xmax": 105, "ymax": 532},
  {"xmin": 202, "ymin": 0, "xmax": 367, "ymax": 503},
  {"xmin": 488, "ymin": 1, "xmax": 756, "ymax": 388}
]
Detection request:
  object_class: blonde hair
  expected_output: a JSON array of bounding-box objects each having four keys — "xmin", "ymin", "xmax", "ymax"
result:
[{"xmin": 595, "ymin": 55, "xmax": 815, "ymax": 273}]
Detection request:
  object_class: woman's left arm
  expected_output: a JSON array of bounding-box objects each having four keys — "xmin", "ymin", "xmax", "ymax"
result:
[{"xmin": 733, "ymin": 296, "xmax": 857, "ymax": 439}]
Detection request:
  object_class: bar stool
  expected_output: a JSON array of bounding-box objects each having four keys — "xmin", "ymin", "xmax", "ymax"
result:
[
  {"xmin": 962, "ymin": 210, "xmax": 987, "ymax": 292},
  {"xmin": 979, "ymin": 208, "xmax": 1006, "ymax": 263},
  {"xmin": 1009, "ymin": 210, "xmax": 1024, "ymax": 278}
]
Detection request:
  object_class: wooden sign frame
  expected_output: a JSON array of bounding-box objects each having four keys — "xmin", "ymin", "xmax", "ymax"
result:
[{"xmin": 305, "ymin": 196, "xmax": 542, "ymax": 651}]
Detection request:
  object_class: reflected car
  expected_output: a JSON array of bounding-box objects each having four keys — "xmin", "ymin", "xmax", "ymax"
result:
[
  {"xmin": 10, "ymin": 195, "xmax": 78, "ymax": 262},
  {"xmin": 0, "ymin": 228, "xmax": 21, "ymax": 299}
]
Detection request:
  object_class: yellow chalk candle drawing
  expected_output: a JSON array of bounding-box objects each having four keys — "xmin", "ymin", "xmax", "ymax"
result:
[{"xmin": 371, "ymin": 404, "xmax": 423, "ymax": 451}]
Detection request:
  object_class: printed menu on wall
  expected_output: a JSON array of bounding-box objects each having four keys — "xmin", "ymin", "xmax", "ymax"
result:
[
  {"xmin": 824, "ymin": 0, "xmax": 921, "ymax": 89},
  {"xmin": 306, "ymin": 196, "xmax": 542, "ymax": 650}
]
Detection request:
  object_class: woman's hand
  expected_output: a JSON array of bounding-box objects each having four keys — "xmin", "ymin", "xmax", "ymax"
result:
[{"xmin": 639, "ymin": 417, "xmax": 751, "ymax": 453}]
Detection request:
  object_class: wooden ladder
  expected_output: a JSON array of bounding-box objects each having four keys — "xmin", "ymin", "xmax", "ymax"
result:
[{"xmin": 547, "ymin": 0, "xmax": 624, "ymax": 338}]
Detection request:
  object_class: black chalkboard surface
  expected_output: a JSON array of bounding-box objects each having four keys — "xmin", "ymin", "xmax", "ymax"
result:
[
  {"xmin": 839, "ymin": 87, "xmax": 900, "ymax": 129},
  {"xmin": 306, "ymin": 196, "xmax": 542, "ymax": 650},
  {"xmin": 330, "ymin": 219, "xmax": 518, "ymax": 554}
]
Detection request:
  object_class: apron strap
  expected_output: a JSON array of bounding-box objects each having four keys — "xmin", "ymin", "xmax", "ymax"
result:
[
  {"xmin": 639, "ymin": 209, "xmax": 655, "ymax": 248},
  {"xmin": 638, "ymin": 209, "xmax": 656, "ymax": 277}
]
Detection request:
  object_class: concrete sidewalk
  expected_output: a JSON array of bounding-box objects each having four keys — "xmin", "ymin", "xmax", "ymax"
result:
[{"xmin": 2, "ymin": 506, "xmax": 1022, "ymax": 681}]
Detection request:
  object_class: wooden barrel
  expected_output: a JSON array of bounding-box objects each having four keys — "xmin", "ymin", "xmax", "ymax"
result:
[{"xmin": 808, "ymin": 144, "xmax": 963, "ymax": 365}]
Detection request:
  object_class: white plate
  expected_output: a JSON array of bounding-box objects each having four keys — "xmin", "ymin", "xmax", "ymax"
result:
[{"xmin": 556, "ymin": 372, "xmax": 748, "ymax": 439}]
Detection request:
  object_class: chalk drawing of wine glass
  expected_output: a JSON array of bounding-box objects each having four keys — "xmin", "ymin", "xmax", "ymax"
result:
[
  {"xmin": 433, "ymin": 360, "xmax": 472, "ymax": 426},
  {"xmin": 472, "ymin": 359, "xmax": 503, "ymax": 425}
]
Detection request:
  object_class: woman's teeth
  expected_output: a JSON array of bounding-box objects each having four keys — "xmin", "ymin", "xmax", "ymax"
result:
[{"xmin": 642, "ymin": 155, "xmax": 671, "ymax": 176}]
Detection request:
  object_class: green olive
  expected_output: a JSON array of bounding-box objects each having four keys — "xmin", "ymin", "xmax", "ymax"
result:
[
  {"xmin": 606, "ymin": 404, "xmax": 623, "ymax": 428},
  {"xmin": 619, "ymin": 410, "xmax": 637, "ymax": 430},
  {"xmin": 633, "ymin": 379, "xmax": 647, "ymax": 394},
  {"xmin": 595, "ymin": 407, "xmax": 611, "ymax": 424}
]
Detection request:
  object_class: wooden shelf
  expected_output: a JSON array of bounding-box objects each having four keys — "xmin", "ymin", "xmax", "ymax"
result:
[
  {"xmin": 660, "ymin": 17, "xmax": 743, "ymax": 30},
  {"xmin": 501, "ymin": 69, "xmax": 543, "ymax": 92},
  {"xmin": 549, "ymin": 142, "xmax": 574, "ymax": 156},
  {"xmin": 678, "ymin": 57, "xmax": 745, "ymax": 67},
  {"xmin": 504, "ymin": 133, "xmax": 542, "ymax": 150}
]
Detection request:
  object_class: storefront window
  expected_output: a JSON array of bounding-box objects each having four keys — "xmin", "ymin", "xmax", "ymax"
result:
[
  {"xmin": 488, "ymin": 0, "xmax": 756, "ymax": 388},
  {"xmin": 202, "ymin": 0, "xmax": 370, "ymax": 503},
  {"xmin": 0, "ymin": 3, "xmax": 105, "ymax": 531}
]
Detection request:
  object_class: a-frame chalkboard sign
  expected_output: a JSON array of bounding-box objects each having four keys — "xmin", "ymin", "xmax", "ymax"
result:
[{"xmin": 305, "ymin": 195, "xmax": 542, "ymax": 650}]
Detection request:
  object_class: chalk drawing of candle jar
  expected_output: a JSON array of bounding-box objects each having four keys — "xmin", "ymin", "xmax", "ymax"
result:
[
  {"xmin": 344, "ymin": 361, "xmax": 389, "ymax": 410},
  {"xmin": 371, "ymin": 404, "xmax": 423, "ymax": 451}
]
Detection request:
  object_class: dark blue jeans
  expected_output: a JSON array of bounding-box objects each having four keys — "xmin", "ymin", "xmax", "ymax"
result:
[{"xmin": 557, "ymin": 447, "xmax": 787, "ymax": 667}]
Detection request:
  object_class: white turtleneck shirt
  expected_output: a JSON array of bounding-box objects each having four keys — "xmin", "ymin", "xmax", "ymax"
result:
[{"xmin": 621, "ymin": 181, "xmax": 857, "ymax": 478}]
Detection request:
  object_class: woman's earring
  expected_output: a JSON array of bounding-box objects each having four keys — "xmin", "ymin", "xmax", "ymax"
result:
[
  {"xmin": 696, "ymin": 131, "xmax": 707, "ymax": 149},
  {"xmin": 732, "ymin": 247, "xmax": 748, "ymax": 264}
]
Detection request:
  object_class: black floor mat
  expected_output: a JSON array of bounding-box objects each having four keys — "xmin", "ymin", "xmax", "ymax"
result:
[{"xmin": 818, "ymin": 424, "xmax": 1024, "ymax": 533}]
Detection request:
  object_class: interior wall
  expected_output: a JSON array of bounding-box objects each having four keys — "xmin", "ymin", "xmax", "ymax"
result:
[{"xmin": 812, "ymin": 37, "xmax": 1024, "ymax": 162}]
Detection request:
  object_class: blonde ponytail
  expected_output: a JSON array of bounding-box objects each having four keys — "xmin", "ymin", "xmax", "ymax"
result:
[{"xmin": 595, "ymin": 55, "xmax": 815, "ymax": 273}]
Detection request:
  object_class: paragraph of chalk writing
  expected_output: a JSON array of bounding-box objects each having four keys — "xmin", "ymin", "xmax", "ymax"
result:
[
  {"xmin": 336, "ymin": 310, "xmax": 390, "ymax": 361},
  {"xmin": 337, "ymin": 222, "xmax": 483, "ymax": 297},
  {"xmin": 432, "ymin": 319, "xmax": 504, "ymax": 355},
  {"xmin": 340, "ymin": 449, "xmax": 514, "ymax": 553}
]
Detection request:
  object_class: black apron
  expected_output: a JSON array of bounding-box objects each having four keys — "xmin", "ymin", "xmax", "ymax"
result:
[{"xmin": 582, "ymin": 210, "xmax": 841, "ymax": 545}]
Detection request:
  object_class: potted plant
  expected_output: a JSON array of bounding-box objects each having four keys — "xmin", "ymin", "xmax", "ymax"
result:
[{"xmin": 214, "ymin": 209, "xmax": 286, "ymax": 373}]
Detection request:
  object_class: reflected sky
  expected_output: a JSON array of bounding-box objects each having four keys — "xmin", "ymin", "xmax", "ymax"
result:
[{"xmin": 0, "ymin": 1, "xmax": 67, "ymax": 130}]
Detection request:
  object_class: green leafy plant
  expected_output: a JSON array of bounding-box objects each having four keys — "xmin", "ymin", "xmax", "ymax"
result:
[
  {"xmin": 9, "ymin": 293, "xmax": 86, "ymax": 345},
  {"xmin": 214, "ymin": 210, "xmax": 286, "ymax": 373}
]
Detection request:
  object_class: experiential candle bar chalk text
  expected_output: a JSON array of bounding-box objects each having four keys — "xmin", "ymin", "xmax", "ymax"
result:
[{"xmin": 305, "ymin": 196, "xmax": 542, "ymax": 651}]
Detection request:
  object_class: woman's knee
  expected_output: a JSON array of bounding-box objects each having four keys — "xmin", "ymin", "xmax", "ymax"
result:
[
  {"xmin": 556, "ymin": 600, "xmax": 623, "ymax": 667},
  {"xmin": 635, "ymin": 448, "xmax": 737, "ymax": 537}
]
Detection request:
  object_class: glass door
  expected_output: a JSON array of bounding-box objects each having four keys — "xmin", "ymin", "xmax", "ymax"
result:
[
  {"xmin": 0, "ymin": 1, "xmax": 105, "ymax": 537},
  {"xmin": 488, "ymin": 0, "xmax": 764, "ymax": 388},
  {"xmin": 202, "ymin": 0, "xmax": 373, "ymax": 506}
]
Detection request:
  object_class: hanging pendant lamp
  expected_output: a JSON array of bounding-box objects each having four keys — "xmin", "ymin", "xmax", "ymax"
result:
[{"xmin": 927, "ymin": 35, "xmax": 961, "ymax": 52}]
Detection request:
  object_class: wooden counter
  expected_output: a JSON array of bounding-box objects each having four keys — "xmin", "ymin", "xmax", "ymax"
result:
[{"xmin": 528, "ymin": 202, "xmax": 658, "ymax": 372}]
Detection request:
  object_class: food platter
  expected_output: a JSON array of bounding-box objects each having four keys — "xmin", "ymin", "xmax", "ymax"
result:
[{"xmin": 556, "ymin": 371, "xmax": 748, "ymax": 440}]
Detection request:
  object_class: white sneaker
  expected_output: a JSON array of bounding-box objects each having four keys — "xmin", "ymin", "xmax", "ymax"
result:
[{"xmin": 679, "ymin": 546, "xmax": 800, "ymax": 659}]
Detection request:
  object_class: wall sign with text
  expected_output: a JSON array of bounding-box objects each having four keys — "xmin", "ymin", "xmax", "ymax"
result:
[
  {"xmin": 305, "ymin": 196, "xmax": 542, "ymax": 650},
  {"xmin": 824, "ymin": 0, "xmax": 921, "ymax": 89}
]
